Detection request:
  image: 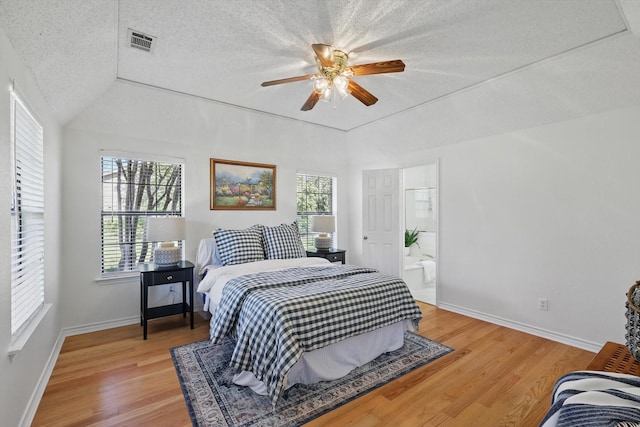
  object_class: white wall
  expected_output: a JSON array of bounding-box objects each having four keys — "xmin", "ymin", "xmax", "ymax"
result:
[
  {"xmin": 345, "ymin": 31, "xmax": 640, "ymax": 350},
  {"xmin": 0, "ymin": 25, "xmax": 63, "ymax": 427},
  {"xmin": 62, "ymin": 80, "xmax": 348, "ymax": 329},
  {"xmin": 348, "ymin": 103, "xmax": 640, "ymax": 349}
]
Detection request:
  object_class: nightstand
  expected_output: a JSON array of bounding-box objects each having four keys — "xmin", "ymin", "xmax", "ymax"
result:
[
  {"xmin": 306, "ymin": 248, "xmax": 346, "ymax": 264},
  {"xmin": 138, "ymin": 260, "xmax": 195, "ymax": 340}
]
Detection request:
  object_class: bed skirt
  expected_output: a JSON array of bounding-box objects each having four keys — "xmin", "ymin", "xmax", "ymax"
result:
[{"xmin": 231, "ymin": 320, "xmax": 410, "ymax": 394}]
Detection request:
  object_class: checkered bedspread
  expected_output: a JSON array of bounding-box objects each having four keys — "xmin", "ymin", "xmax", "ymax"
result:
[{"xmin": 209, "ymin": 264, "xmax": 423, "ymax": 406}]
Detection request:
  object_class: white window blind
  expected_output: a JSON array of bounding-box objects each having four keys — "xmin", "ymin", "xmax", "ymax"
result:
[
  {"xmin": 10, "ymin": 90, "xmax": 45, "ymax": 337},
  {"xmin": 101, "ymin": 155, "xmax": 183, "ymax": 276},
  {"xmin": 296, "ymin": 173, "xmax": 336, "ymax": 249}
]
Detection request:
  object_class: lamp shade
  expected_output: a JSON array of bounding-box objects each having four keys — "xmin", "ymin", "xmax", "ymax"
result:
[
  {"xmin": 310, "ymin": 215, "xmax": 336, "ymax": 234},
  {"xmin": 147, "ymin": 217, "xmax": 186, "ymax": 242}
]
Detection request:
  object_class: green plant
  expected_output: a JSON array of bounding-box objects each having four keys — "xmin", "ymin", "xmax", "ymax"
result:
[{"xmin": 404, "ymin": 228, "xmax": 420, "ymax": 248}]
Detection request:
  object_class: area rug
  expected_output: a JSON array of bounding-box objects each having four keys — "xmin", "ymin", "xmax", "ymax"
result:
[{"xmin": 171, "ymin": 332, "xmax": 452, "ymax": 427}]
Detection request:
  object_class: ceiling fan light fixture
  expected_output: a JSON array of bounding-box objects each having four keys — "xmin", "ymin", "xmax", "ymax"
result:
[
  {"xmin": 312, "ymin": 76, "xmax": 329, "ymax": 94},
  {"xmin": 333, "ymin": 75, "xmax": 348, "ymax": 91},
  {"xmin": 333, "ymin": 74, "xmax": 350, "ymax": 99},
  {"xmin": 320, "ymin": 86, "xmax": 332, "ymax": 102},
  {"xmin": 260, "ymin": 43, "xmax": 404, "ymax": 111}
]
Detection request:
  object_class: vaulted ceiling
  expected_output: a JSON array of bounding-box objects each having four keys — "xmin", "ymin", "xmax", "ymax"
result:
[{"xmin": 0, "ymin": 0, "xmax": 637, "ymax": 131}]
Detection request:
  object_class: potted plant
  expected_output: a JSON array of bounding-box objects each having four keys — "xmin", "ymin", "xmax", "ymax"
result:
[{"xmin": 404, "ymin": 228, "xmax": 420, "ymax": 256}]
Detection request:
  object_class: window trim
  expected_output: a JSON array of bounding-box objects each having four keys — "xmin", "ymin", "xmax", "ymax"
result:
[
  {"xmin": 99, "ymin": 151, "xmax": 185, "ymax": 279},
  {"xmin": 296, "ymin": 172, "xmax": 337, "ymax": 250},
  {"xmin": 9, "ymin": 85, "xmax": 47, "ymax": 355}
]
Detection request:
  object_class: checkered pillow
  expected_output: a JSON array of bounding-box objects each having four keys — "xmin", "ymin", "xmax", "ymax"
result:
[
  {"xmin": 214, "ymin": 226, "xmax": 265, "ymax": 266},
  {"xmin": 263, "ymin": 222, "xmax": 307, "ymax": 260}
]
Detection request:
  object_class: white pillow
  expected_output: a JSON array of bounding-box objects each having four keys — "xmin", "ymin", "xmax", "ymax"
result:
[{"xmin": 196, "ymin": 237, "xmax": 222, "ymax": 276}]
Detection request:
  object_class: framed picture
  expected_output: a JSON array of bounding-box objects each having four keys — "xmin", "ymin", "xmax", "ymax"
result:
[{"xmin": 210, "ymin": 158, "xmax": 276, "ymax": 210}]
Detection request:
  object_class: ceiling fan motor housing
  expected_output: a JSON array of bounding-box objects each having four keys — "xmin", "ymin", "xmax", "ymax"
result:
[{"xmin": 317, "ymin": 50, "xmax": 350, "ymax": 79}]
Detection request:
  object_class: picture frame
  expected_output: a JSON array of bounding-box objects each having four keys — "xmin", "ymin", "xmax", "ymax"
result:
[{"xmin": 210, "ymin": 158, "xmax": 276, "ymax": 210}]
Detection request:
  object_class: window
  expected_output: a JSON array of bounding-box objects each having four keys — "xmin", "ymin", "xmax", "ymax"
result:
[
  {"xmin": 296, "ymin": 173, "xmax": 336, "ymax": 249},
  {"xmin": 10, "ymin": 90, "xmax": 45, "ymax": 337},
  {"xmin": 101, "ymin": 155, "xmax": 183, "ymax": 276}
]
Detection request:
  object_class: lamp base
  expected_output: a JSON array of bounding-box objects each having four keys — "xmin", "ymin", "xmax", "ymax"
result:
[
  {"xmin": 154, "ymin": 246, "xmax": 181, "ymax": 266},
  {"xmin": 314, "ymin": 235, "xmax": 333, "ymax": 251}
]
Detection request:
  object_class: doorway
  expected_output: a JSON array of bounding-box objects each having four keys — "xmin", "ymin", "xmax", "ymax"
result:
[{"xmin": 403, "ymin": 163, "xmax": 438, "ymax": 305}]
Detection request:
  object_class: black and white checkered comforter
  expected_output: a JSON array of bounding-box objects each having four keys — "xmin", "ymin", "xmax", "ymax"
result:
[{"xmin": 209, "ymin": 264, "xmax": 423, "ymax": 406}]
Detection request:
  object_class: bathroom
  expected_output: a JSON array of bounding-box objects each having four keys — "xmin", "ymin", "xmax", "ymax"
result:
[{"xmin": 404, "ymin": 163, "xmax": 438, "ymax": 304}]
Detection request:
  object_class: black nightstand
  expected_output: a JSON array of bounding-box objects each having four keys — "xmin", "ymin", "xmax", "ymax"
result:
[
  {"xmin": 306, "ymin": 248, "xmax": 346, "ymax": 264},
  {"xmin": 138, "ymin": 260, "xmax": 195, "ymax": 340}
]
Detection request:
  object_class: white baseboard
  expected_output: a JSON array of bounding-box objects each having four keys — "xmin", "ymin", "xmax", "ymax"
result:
[
  {"xmin": 25, "ymin": 301, "xmax": 592, "ymax": 426},
  {"xmin": 19, "ymin": 328, "xmax": 65, "ymax": 427},
  {"xmin": 21, "ymin": 292, "xmax": 205, "ymax": 426},
  {"xmin": 437, "ymin": 302, "xmax": 602, "ymax": 353},
  {"xmin": 63, "ymin": 316, "xmax": 140, "ymax": 337},
  {"xmin": 19, "ymin": 315, "xmax": 141, "ymax": 427}
]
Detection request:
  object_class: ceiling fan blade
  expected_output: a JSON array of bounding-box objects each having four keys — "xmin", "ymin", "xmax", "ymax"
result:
[
  {"xmin": 261, "ymin": 74, "xmax": 315, "ymax": 87},
  {"xmin": 312, "ymin": 44, "xmax": 335, "ymax": 67},
  {"xmin": 301, "ymin": 91, "xmax": 321, "ymax": 111},
  {"xmin": 350, "ymin": 60, "xmax": 405, "ymax": 76},
  {"xmin": 348, "ymin": 80, "xmax": 378, "ymax": 106}
]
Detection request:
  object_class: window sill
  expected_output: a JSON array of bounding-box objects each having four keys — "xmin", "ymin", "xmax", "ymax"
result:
[
  {"xmin": 8, "ymin": 303, "xmax": 52, "ymax": 360},
  {"xmin": 95, "ymin": 272, "xmax": 138, "ymax": 285}
]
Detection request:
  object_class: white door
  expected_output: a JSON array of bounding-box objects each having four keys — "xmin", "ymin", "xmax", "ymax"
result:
[{"xmin": 362, "ymin": 168, "xmax": 401, "ymax": 276}]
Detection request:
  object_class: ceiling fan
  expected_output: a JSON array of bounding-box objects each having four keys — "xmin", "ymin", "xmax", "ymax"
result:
[{"xmin": 261, "ymin": 44, "xmax": 405, "ymax": 111}]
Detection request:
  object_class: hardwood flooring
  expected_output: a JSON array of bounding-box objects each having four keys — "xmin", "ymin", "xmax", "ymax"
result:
[{"xmin": 32, "ymin": 303, "xmax": 595, "ymax": 426}]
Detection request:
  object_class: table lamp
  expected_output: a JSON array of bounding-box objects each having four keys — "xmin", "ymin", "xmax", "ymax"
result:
[
  {"xmin": 147, "ymin": 217, "xmax": 186, "ymax": 266},
  {"xmin": 311, "ymin": 215, "xmax": 335, "ymax": 251}
]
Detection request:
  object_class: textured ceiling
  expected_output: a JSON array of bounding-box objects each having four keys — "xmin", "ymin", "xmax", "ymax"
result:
[{"xmin": 0, "ymin": 0, "xmax": 632, "ymax": 130}]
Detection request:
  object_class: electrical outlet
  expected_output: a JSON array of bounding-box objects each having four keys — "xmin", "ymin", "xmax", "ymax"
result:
[
  {"xmin": 538, "ymin": 297, "xmax": 549, "ymax": 311},
  {"xmin": 167, "ymin": 285, "xmax": 177, "ymax": 304}
]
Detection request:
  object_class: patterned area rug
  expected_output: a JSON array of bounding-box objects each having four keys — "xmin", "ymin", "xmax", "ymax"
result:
[{"xmin": 171, "ymin": 332, "xmax": 452, "ymax": 427}]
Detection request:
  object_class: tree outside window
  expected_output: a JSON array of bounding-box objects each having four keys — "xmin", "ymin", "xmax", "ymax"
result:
[{"xmin": 101, "ymin": 156, "xmax": 183, "ymax": 275}]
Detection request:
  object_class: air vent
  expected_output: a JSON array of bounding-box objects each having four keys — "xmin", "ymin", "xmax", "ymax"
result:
[{"xmin": 128, "ymin": 29, "xmax": 155, "ymax": 53}]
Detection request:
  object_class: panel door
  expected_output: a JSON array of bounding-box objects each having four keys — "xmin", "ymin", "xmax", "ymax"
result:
[{"xmin": 362, "ymin": 168, "xmax": 401, "ymax": 276}]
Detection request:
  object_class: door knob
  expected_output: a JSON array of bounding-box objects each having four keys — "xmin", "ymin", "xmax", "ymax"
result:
[{"xmin": 363, "ymin": 236, "xmax": 368, "ymax": 240}]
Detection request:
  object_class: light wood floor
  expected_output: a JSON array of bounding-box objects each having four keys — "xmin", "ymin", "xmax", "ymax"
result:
[{"xmin": 32, "ymin": 303, "xmax": 596, "ymax": 426}]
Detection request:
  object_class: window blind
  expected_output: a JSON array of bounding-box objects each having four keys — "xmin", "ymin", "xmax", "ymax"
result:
[
  {"xmin": 10, "ymin": 91, "xmax": 45, "ymax": 337},
  {"xmin": 101, "ymin": 156, "xmax": 183, "ymax": 276},
  {"xmin": 296, "ymin": 173, "xmax": 336, "ymax": 249}
]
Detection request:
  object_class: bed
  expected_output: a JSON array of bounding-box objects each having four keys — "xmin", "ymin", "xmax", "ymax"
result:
[{"xmin": 195, "ymin": 223, "xmax": 423, "ymax": 406}]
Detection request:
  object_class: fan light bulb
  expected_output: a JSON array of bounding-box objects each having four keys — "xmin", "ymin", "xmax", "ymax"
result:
[
  {"xmin": 313, "ymin": 77, "xmax": 329, "ymax": 94},
  {"xmin": 334, "ymin": 75, "xmax": 350, "ymax": 99},
  {"xmin": 321, "ymin": 86, "xmax": 332, "ymax": 101},
  {"xmin": 334, "ymin": 75, "xmax": 348, "ymax": 91}
]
